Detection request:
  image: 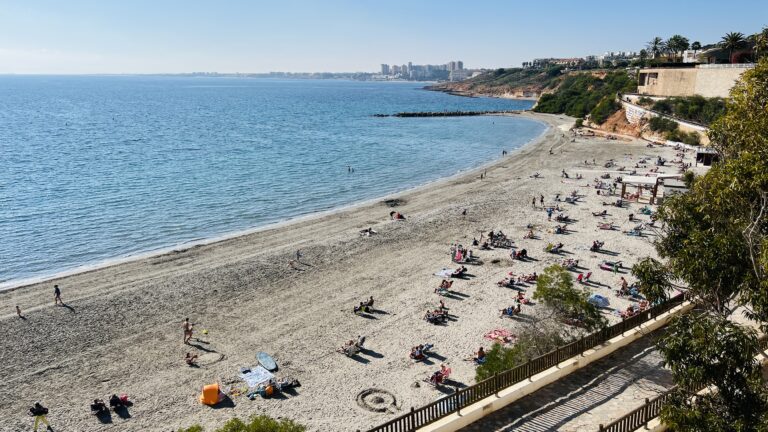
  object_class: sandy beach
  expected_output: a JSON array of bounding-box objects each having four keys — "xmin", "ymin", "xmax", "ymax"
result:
[{"xmin": 0, "ymin": 112, "xmax": 681, "ymax": 432}]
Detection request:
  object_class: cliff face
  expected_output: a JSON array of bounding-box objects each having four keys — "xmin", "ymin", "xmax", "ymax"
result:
[{"xmin": 427, "ymin": 68, "xmax": 565, "ymax": 100}]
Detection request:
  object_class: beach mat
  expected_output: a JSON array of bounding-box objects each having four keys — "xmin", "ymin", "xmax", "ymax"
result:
[
  {"xmin": 434, "ymin": 268, "xmax": 453, "ymax": 278},
  {"xmin": 239, "ymin": 366, "xmax": 274, "ymax": 388}
]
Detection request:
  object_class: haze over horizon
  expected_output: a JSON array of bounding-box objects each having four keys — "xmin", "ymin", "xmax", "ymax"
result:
[{"xmin": 1, "ymin": 0, "xmax": 766, "ymax": 74}]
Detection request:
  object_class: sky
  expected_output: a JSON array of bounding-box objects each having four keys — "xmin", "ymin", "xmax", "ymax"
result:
[{"xmin": 0, "ymin": 0, "xmax": 766, "ymax": 74}]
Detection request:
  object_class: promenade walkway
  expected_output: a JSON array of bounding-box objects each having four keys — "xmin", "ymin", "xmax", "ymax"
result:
[{"xmin": 460, "ymin": 331, "xmax": 672, "ymax": 432}]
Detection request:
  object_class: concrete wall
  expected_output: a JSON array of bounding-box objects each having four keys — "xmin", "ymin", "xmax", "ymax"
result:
[
  {"xmin": 417, "ymin": 301, "xmax": 695, "ymax": 432},
  {"xmin": 693, "ymin": 67, "xmax": 748, "ymax": 99},
  {"xmin": 637, "ymin": 65, "xmax": 753, "ymax": 98},
  {"xmin": 619, "ymin": 99, "xmax": 710, "ymax": 145}
]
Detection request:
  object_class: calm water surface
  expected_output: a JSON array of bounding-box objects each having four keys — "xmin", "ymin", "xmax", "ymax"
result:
[{"xmin": 0, "ymin": 76, "xmax": 544, "ymax": 286}]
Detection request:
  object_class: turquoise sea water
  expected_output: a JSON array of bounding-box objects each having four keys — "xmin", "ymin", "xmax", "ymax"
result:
[{"xmin": 0, "ymin": 76, "xmax": 544, "ymax": 286}]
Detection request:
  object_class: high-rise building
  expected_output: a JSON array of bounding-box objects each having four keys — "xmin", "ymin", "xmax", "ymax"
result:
[
  {"xmin": 457, "ymin": 61, "xmax": 463, "ymax": 70},
  {"xmin": 447, "ymin": 61, "xmax": 457, "ymax": 71},
  {"xmin": 401, "ymin": 64, "xmax": 408, "ymax": 76},
  {"xmin": 381, "ymin": 64, "xmax": 390, "ymax": 75}
]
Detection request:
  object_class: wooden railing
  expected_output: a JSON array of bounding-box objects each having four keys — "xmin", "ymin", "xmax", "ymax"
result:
[
  {"xmin": 598, "ymin": 337, "xmax": 768, "ymax": 432},
  {"xmin": 365, "ymin": 293, "xmax": 688, "ymax": 432}
]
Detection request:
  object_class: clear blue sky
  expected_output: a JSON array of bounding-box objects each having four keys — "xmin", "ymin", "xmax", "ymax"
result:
[{"xmin": 0, "ymin": 0, "xmax": 766, "ymax": 74}]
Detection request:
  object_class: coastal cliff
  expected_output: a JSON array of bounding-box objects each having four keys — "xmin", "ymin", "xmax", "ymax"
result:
[{"xmin": 426, "ymin": 67, "xmax": 566, "ymax": 100}]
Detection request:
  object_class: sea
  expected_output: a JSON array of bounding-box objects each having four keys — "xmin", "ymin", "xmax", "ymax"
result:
[{"xmin": 0, "ymin": 76, "xmax": 545, "ymax": 288}]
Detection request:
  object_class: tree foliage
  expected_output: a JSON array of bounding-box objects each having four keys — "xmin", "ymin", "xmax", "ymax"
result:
[
  {"xmin": 666, "ymin": 34, "xmax": 690, "ymax": 61},
  {"xmin": 721, "ymin": 32, "xmax": 747, "ymax": 63},
  {"xmin": 179, "ymin": 416, "xmax": 306, "ymax": 432},
  {"xmin": 475, "ymin": 325, "xmax": 566, "ymax": 381},
  {"xmin": 648, "ymin": 116, "xmax": 678, "ymax": 133},
  {"xmin": 651, "ymin": 95, "xmax": 727, "ymax": 125},
  {"xmin": 631, "ymin": 257, "xmax": 671, "ymax": 304},
  {"xmin": 533, "ymin": 265, "xmax": 606, "ymax": 331},
  {"xmin": 658, "ymin": 315, "xmax": 768, "ymax": 431},
  {"xmin": 652, "ymin": 58, "xmax": 768, "ymax": 429}
]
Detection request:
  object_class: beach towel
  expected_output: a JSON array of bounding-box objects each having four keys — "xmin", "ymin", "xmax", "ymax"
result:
[
  {"xmin": 239, "ymin": 366, "xmax": 274, "ymax": 388},
  {"xmin": 434, "ymin": 268, "xmax": 453, "ymax": 278},
  {"xmin": 483, "ymin": 328, "xmax": 516, "ymax": 344}
]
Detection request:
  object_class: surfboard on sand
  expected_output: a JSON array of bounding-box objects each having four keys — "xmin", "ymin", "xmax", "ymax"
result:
[{"xmin": 257, "ymin": 351, "xmax": 278, "ymax": 371}]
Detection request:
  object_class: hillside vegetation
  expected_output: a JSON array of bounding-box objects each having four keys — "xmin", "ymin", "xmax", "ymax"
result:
[
  {"xmin": 426, "ymin": 66, "xmax": 565, "ymax": 98},
  {"xmin": 641, "ymin": 95, "xmax": 727, "ymax": 125},
  {"xmin": 533, "ymin": 71, "xmax": 637, "ymax": 123}
]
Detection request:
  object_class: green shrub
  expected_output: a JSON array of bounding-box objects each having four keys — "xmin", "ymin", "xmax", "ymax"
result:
[
  {"xmin": 589, "ymin": 97, "xmax": 619, "ymax": 124},
  {"xmin": 666, "ymin": 129, "xmax": 701, "ymax": 145},
  {"xmin": 651, "ymin": 96, "xmax": 726, "ymax": 125},
  {"xmin": 179, "ymin": 416, "xmax": 306, "ymax": 432},
  {"xmin": 637, "ymin": 97, "xmax": 654, "ymax": 106},
  {"xmin": 475, "ymin": 326, "xmax": 566, "ymax": 381},
  {"xmin": 575, "ymin": 118, "xmax": 584, "ymax": 128},
  {"xmin": 649, "ymin": 116, "xmax": 679, "ymax": 133},
  {"xmin": 534, "ymin": 71, "xmax": 636, "ymax": 118}
]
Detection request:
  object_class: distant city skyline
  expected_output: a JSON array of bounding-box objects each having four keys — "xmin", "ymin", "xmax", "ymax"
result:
[{"xmin": 0, "ymin": 0, "xmax": 766, "ymax": 74}]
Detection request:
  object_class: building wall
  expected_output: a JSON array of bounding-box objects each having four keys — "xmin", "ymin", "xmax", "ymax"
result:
[
  {"xmin": 637, "ymin": 65, "xmax": 753, "ymax": 98},
  {"xmin": 638, "ymin": 68, "xmax": 697, "ymax": 97},
  {"xmin": 694, "ymin": 67, "xmax": 749, "ymax": 98}
]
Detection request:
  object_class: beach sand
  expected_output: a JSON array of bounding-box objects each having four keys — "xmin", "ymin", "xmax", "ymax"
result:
[{"xmin": 0, "ymin": 113, "xmax": 681, "ymax": 431}]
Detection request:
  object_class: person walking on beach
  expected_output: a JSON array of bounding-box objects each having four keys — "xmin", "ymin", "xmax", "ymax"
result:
[
  {"xmin": 547, "ymin": 207, "xmax": 553, "ymax": 221},
  {"xmin": 532, "ymin": 197, "xmax": 536, "ymax": 208},
  {"xmin": 296, "ymin": 249, "xmax": 303, "ymax": 262},
  {"xmin": 29, "ymin": 401, "xmax": 52, "ymax": 431},
  {"xmin": 539, "ymin": 195, "xmax": 544, "ymax": 206},
  {"xmin": 16, "ymin": 305, "xmax": 22, "ymax": 318},
  {"xmin": 53, "ymin": 285, "xmax": 62, "ymax": 306},
  {"xmin": 183, "ymin": 318, "xmax": 193, "ymax": 344}
]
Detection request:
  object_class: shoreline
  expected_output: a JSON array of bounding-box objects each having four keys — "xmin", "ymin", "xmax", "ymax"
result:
[
  {"xmin": 0, "ymin": 114, "xmax": 549, "ymax": 293},
  {"xmin": 0, "ymin": 112, "xmax": 679, "ymax": 431}
]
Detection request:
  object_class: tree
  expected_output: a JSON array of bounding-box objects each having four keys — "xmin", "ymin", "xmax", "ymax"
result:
[
  {"xmin": 658, "ymin": 314, "xmax": 768, "ymax": 431},
  {"xmin": 179, "ymin": 416, "xmax": 306, "ymax": 432},
  {"xmin": 652, "ymin": 59, "xmax": 768, "ymax": 428},
  {"xmin": 639, "ymin": 49, "xmax": 648, "ymax": 66},
  {"xmin": 631, "ymin": 257, "xmax": 671, "ymax": 304},
  {"xmin": 666, "ymin": 35, "xmax": 690, "ymax": 62},
  {"xmin": 754, "ymin": 27, "xmax": 768, "ymax": 61},
  {"xmin": 533, "ymin": 265, "xmax": 606, "ymax": 331},
  {"xmin": 647, "ymin": 36, "xmax": 666, "ymax": 60},
  {"xmin": 475, "ymin": 325, "xmax": 566, "ymax": 381},
  {"xmin": 691, "ymin": 41, "xmax": 702, "ymax": 51},
  {"xmin": 721, "ymin": 32, "xmax": 747, "ymax": 63}
]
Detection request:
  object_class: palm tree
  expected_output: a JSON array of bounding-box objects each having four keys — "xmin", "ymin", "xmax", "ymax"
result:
[
  {"xmin": 720, "ymin": 32, "xmax": 747, "ymax": 63},
  {"xmin": 691, "ymin": 41, "xmax": 702, "ymax": 51},
  {"xmin": 666, "ymin": 35, "xmax": 690, "ymax": 62},
  {"xmin": 647, "ymin": 37, "xmax": 666, "ymax": 60},
  {"xmin": 754, "ymin": 27, "xmax": 768, "ymax": 61}
]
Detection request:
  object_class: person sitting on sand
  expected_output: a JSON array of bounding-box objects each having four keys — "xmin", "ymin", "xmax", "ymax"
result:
[
  {"xmin": 185, "ymin": 352, "xmax": 198, "ymax": 366},
  {"xmin": 473, "ymin": 347, "xmax": 486, "ymax": 364},
  {"xmin": 451, "ymin": 266, "xmax": 467, "ymax": 277},
  {"xmin": 90, "ymin": 399, "xmax": 108, "ymax": 414},
  {"xmin": 366, "ymin": 296, "xmax": 374, "ymax": 308},
  {"xmin": 410, "ymin": 345, "xmax": 425, "ymax": 360},
  {"xmin": 390, "ymin": 211, "xmax": 405, "ymax": 220},
  {"xmin": 440, "ymin": 279, "xmax": 453, "ymax": 290}
]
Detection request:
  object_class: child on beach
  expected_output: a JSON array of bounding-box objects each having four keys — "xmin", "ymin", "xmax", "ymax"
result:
[
  {"xmin": 183, "ymin": 318, "xmax": 194, "ymax": 344},
  {"xmin": 53, "ymin": 285, "xmax": 62, "ymax": 306}
]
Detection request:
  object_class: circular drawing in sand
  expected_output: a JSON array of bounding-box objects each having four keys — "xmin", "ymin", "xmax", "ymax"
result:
[{"xmin": 357, "ymin": 388, "xmax": 400, "ymax": 413}]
